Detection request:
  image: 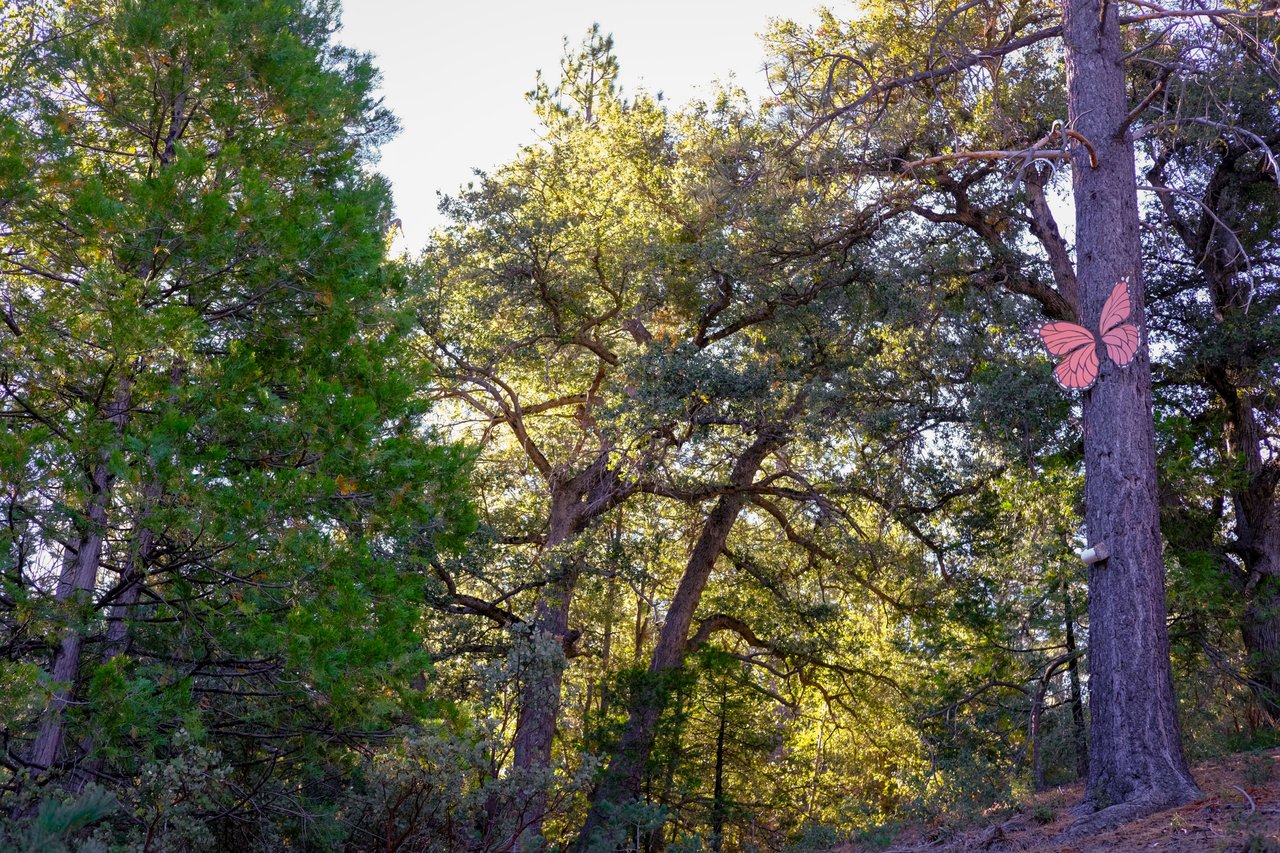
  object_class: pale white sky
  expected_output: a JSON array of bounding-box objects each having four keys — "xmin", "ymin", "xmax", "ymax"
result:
[{"xmin": 338, "ymin": 1, "xmax": 826, "ymax": 251}]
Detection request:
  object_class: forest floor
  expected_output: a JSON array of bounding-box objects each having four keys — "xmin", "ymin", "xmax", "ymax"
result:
[{"xmin": 835, "ymin": 749, "xmax": 1280, "ymax": 852}]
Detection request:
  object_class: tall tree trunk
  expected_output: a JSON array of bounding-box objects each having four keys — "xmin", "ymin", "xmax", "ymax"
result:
[
  {"xmin": 1224, "ymin": 394, "xmax": 1280, "ymax": 716},
  {"xmin": 1031, "ymin": 653, "xmax": 1078, "ymax": 791},
  {"xmin": 58, "ymin": 471, "xmax": 166, "ymax": 790},
  {"xmin": 65, "ymin": 365, "xmax": 186, "ymax": 790},
  {"xmin": 100, "ymin": 478, "xmax": 160, "ymax": 661},
  {"xmin": 711, "ymin": 686, "xmax": 728, "ymax": 853},
  {"xmin": 28, "ymin": 377, "xmax": 132, "ymax": 774},
  {"xmin": 494, "ymin": 447, "xmax": 623, "ymax": 848},
  {"xmin": 575, "ymin": 430, "xmax": 781, "ymax": 850},
  {"xmin": 1030, "ymin": 685, "xmax": 1046, "ymax": 793},
  {"xmin": 1063, "ymin": 0, "xmax": 1199, "ymax": 820},
  {"xmin": 1242, "ymin": 574, "xmax": 1280, "ymax": 719},
  {"xmin": 507, "ymin": 489, "xmax": 581, "ymax": 847},
  {"xmin": 1064, "ymin": 585, "xmax": 1089, "ymax": 780},
  {"xmin": 102, "ymin": 363, "xmax": 183, "ymax": 662}
]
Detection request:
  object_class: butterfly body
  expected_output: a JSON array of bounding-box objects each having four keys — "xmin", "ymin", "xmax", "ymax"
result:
[{"xmin": 1037, "ymin": 278, "xmax": 1140, "ymax": 391}]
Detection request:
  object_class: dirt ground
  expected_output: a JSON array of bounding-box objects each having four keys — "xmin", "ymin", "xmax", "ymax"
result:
[{"xmin": 834, "ymin": 750, "xmax": 1280, "ymax": 852}]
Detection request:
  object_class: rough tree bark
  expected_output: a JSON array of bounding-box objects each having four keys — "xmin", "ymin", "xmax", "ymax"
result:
[
  {"xmin": 501, "ymin": 449, "xmax": 629, "ymax": 847},
  {"xmin": 1243, "ymin": 576, "xmax": 1280, "ymax": 715},
  {"xmin": 574, "ymin": 428, "xmax": 782, "ymax": 851},
  {"xmin": 1063, "ymin": 0, "xmax": 1200, "ymax": 823},
  {"xmin": 506, "ymin": 482, "xmax": 586, "ymax": 847}
]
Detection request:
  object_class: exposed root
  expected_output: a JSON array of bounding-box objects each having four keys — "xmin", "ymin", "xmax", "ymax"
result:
[{"xmin": 1058, "ymin": 788, "xmax": 1200, "ymax": 840}]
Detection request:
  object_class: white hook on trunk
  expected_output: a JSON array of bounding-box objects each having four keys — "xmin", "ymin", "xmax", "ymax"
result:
[{"xmin": 1079, "ymin": 542, "xmax": 1110, "ymax": 565}]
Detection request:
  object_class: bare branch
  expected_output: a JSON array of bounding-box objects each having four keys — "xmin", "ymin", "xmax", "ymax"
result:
[{"xmin": 1024, "ymin": 171, "xmax": 1080, "ymax": 311}]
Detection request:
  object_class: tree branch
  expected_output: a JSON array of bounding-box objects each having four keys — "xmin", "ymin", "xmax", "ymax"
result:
[{"xmin": 686, "ymin": 613, "xmax": 765, "ymax": 652}]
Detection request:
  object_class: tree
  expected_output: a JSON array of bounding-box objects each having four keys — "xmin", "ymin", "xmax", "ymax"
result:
[
  {"xmin": 0, "ymin": 0, "xmax": 471, "ymax": 843},
  {"xmin": 1060, "ymin": 0, "xmax": 1201, "ymax": 818},
  {"xmin": 419, "ymin": 29, "xmax": 650, "ymax": 844},
  {"xmin": 19, "ymin": 0, "xmax": 1280, "ymax": 847},
  {"xmin": 422, "ymin": 29, "xmax": 1009, "ymax": 849},
  {"xmin": 1141, "ymin": 28, "xmax": 1280, "ymax": 715},
  {"xmin": 763, "ymin": 0, "xmax": 1277, "ymax": 823}
]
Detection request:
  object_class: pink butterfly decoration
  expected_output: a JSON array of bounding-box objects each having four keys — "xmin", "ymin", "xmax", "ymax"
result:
[{"xmin": 1037, "ymin": 277, "xmax": 1140, "ymax": 391}]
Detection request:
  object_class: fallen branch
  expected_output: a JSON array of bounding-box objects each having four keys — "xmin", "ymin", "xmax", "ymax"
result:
[{"xmin": 1232, "ymin": 785, "xmax": 1257, "ymax": 813}]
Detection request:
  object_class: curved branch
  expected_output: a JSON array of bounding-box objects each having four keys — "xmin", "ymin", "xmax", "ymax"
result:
[{"xmin": 686, "ymin": 613, "xmax": 765, "ymax": 652}]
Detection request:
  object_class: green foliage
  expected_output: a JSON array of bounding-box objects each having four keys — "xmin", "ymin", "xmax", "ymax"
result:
[
  {"xmin": 1243, "ymin": 834, "xmax": 1280, "ymax": 853},
  {"xmin": 335, "ymin": 726, "xmax": 494, "ymax": 852},
  {"xmin": 1, "ymin": 0, "xmax": 471, "ymax": 847},
  {"xmin": 3, "ymin": 785, "xmax": 116, "ymax": 853},
  {"xmin": 579, "ymin": 800, "xmax": 668, "ymax": 853},
  {"xmin": 1, "ymin": 0, "xmax": 1275, "ymax": 847}
]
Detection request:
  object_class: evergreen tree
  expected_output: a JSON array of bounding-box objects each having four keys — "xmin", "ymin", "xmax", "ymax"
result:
[{"xmin": 0, "ymin": 0, "xmax": 471, "ymax": 844}]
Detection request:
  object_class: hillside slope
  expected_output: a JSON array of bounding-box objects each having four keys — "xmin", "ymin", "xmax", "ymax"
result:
[{"xmin": 836, "ymin": 750, "xmax": 1280, "ymax": 852}]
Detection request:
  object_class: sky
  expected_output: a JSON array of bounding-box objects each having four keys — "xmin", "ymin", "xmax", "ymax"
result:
[{"xmin": 337, "ymin": 1, "xmax": 827, "ymax": 252}]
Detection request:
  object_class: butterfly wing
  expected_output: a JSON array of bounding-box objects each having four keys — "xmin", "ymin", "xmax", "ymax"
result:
[
  {"xmin": 1038, "ymin": 322, "xmax": 1100, "ymax": 391},
  {"xmin": 1101, "ymin": 324, "xmax": 1139, "ymax": 367},
  {"xmin": 1098, "ymin": 278, "xmax": 1131, "ymax": 333},
  {"xmin": 1098, "ymin": 277, "xmax": 1140, "ymax": 366}
]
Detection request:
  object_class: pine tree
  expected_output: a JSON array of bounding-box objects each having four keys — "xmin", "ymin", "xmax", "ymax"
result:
[{"xmin": 0, "ymin": 0, "xmax": 471, "ymax": 840}]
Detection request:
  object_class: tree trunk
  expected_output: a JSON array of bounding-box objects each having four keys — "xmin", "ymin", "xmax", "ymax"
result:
[
  {"xmin": 28, "ymin": 377, "xmax": 132, "ymax": 774},
  {"xmin": 1031, "ymin": 653, "xmax": 1077, "ymax": 792},
  {"xmin": 28, "ymin": 527, "xmax": 103, "ymax": 774},
  {"xmin": 711, "ymin": 687, "xmax": 728, "ymax": 853},
  {"xmin": 56, "ymin": 473, "xmax": 166, "ymax": 790},
  {"xmin": 100, "ymin": 365, "xmax": 183, "ymax": 663},
  {"xmin": 1063, "ymin": 0, "xmax": 1199, "ymax": 820},
  {"xmin": 1225, "ymin": 395, "xmax": 1280, "ymax": 717},
  {"xmin": 1064, "ymin": 586, "xmax": 1088, "ymax": 780},
  {"xmin": 490, "ymin": 446, "xmax": 624, "ymax": 848},
  {"xmin": 507, "ymin": 489, "xmax": 581, "ymax": 847},
  {"xmin": 1030, "ymin": 685, "xmax": 1046, "ymax": 792},
  {"xmin": 575, "ymin": 429, "xmax": 781, "ymax": 851},
  {"xmin": 1242, "ymin": 574, "xmax": 1280, "ymax": 719}
]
